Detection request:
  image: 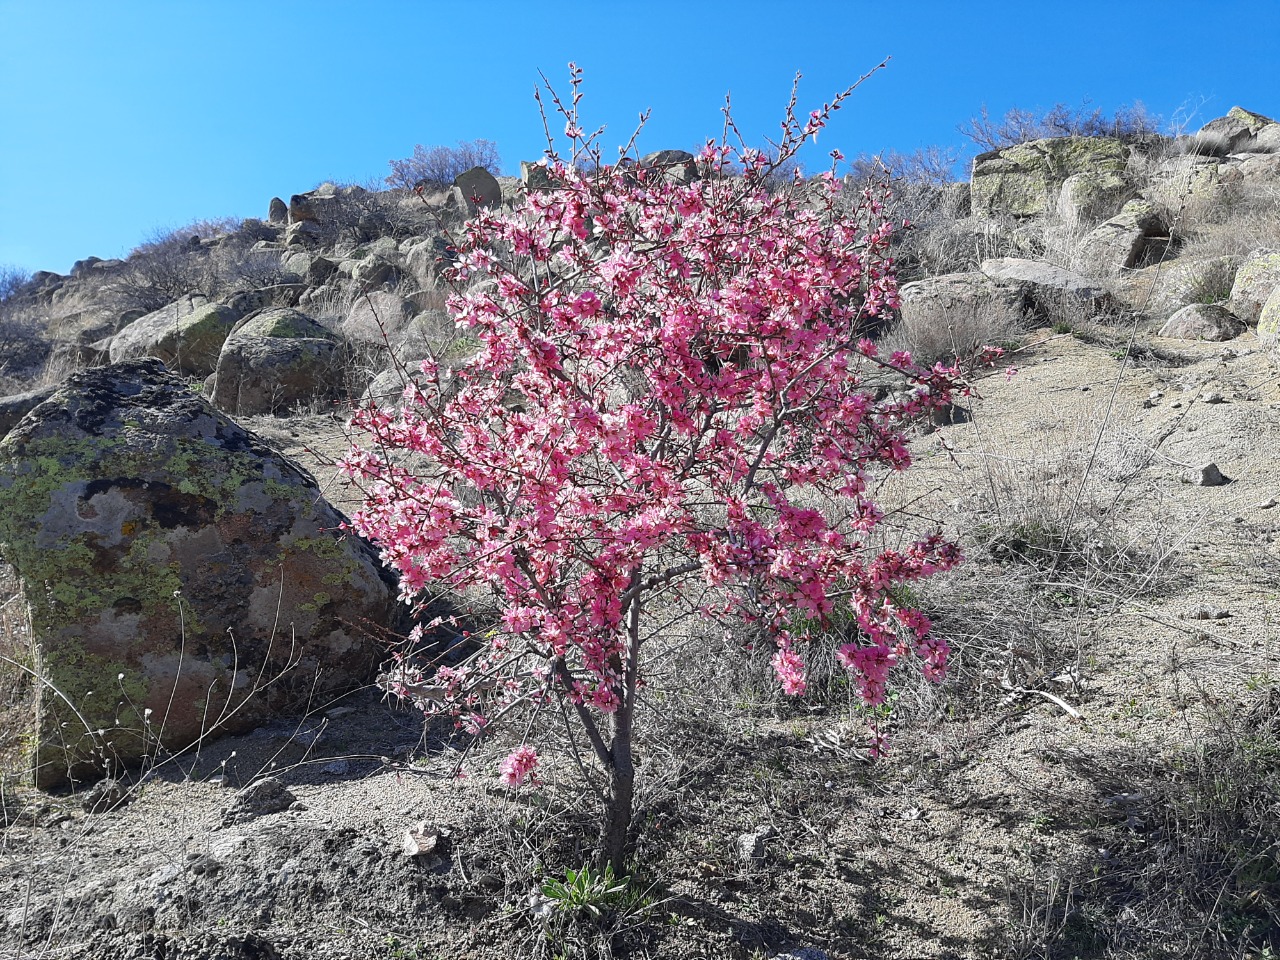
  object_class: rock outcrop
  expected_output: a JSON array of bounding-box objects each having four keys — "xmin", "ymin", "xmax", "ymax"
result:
[
  {"xmin": 0, "ymin": 359, "xmax": 399, "ymax": 787},
  {"xmin": 210, "ymin": 308, "xmax": 346, "ymax": 416},
  {"xmin": 971, "ymin": 137, "xmax": 1130, "ymax": 219}
]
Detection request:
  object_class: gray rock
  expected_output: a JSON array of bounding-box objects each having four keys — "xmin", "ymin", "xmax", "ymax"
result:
[
  {"xmin": 109, "ymin": 300, "xmax": 238, "ymax": 377},
  {"xmin": 1079, "ymin": 199, "xmax": 1168, "ymax": 274},
  {"xmin": 1192, "ymin": 107, "xmax": 1279, "ymax": 156},
  {"xmin": 980, "ymin": 258, "xmax": 1109, "ymax": 307},
  {"xmin": 1055, "ymin": 169, "xmax": 1132, "ymax": 229},
  {"xmin": 520, "ymin": 160, "xmax": 557, "ymax": 192},
  {"xmin": 971, "ymin": 137, "xmax": 1130, "ymax": 218},
  {"xmin": 82, "ymin": 777, "xmax": 130, "ymax": 813},
  {"xmin": 1262, "ymin": 284, "xmax": 1280, "ymax": 343},
  {"xmin": 350, "ymin": 256, "xmax": 395, "ymax": 287},
  {"xmin": 345, "ymin": 291, "xmax": 412, "ymax": 342},
  {"xmin": 221, "ymin": 777, "xmax": 296, "ymax": 827},
  {"xmin": 1187, "ymin": 462, "xmax": 1228, "ymax": 486},
  {"xmin": 268, "ymin": 197, "xmax": 288, "ymax": 224},
  {"xmin": 284, "ymin": 220, "xmax": 325, "ymax": 248},
  {"xmin": 640, "ymin": 149, "xmax": 699, "ymax": 184},
  {"xmin": 771, "ymin": 950, "xmax": 828, "ymax": 960},
  {"xmin": 1230, "ymin": 253, "xmax": 1280, "ymax": 325},
  {"xmin": 0, "ymin": 359, "xmax": 398, "ymax": 786},
  {"xmin": 288, "ymin": 193, "xmax": 318, "ymax": 223},
  {"xmin": 738, "ymin": 824, "xmax": 778, "ymax": 863},
  {"xmin": 212, "ymin": 308, "xmax": 345, "ymax": 416},
  {"xmin": 0, "ymin": 385, "xmax": 57, "ymax": 437},
  {"xmin": 1158, "ymin": 304, "xmax": 1246, "ymax": 341},
  {"xmin": 453, "ymin": 166, "xmax": 502, "ymax": 209}
]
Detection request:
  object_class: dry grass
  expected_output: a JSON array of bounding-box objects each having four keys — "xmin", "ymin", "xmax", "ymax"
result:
[{"xmin": 0, "ymin": 564, "xmax": 34, "ymax": 784}]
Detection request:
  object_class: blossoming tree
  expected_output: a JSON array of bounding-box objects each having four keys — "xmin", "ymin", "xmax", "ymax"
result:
[{"xmin": 343, "ymin": 68, "xmax": 982, "ymax": 872}]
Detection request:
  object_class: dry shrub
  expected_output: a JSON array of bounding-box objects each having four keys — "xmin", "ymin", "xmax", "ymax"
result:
[
  {"xmin": 881, "ymin": 289, "xmax": 1027, "ymax": 366},
  {"xmin": 1009, "ymin": 696, "xmax": 1280, "ymax": 959}
]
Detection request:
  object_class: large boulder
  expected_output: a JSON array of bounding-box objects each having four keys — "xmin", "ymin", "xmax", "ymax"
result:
[
  {"xmin": 268, "ymin": 197, "xmax": 288, "ymax": 224},
  {"xmin": 1055, "ymin": 169, "xmax": 1133, "ymax": 229},
  {"xmin": 0, "ymin": 359, "xmax": 399, "ymax": 787},
  {"xmin": 0, "ymin": 385, "xmax": 57, "ymax": 438},
  {"xmin": 640, "ymin": 149, "xmax": 700, "ymax": 184},
  {"xmin": 453, "ymin": 166, "xmax": 502, "ymax": 209},
  {"xmin": 1079, "ymin": 199, "xmax": 1169, "ymax": 274},
  {"xmin": 1229, "ymin": 253, "xmax": 1280, "ymax": 325},
  {"xmin": 109, "ymin": 298, "xmax": 237, "ymax": 377},
  {"xmin": 211, "ymin": 308, "xmax": 345, "ymax": 416},
  {"xmin": 1158, "ymin": 304, "xmax": 1246, "ymax": 341},
  {"xmin": 1111, "ymin": 256, "xmax": 1239, "ymax": 319},
  {"xmin": 1260, "ymin": 285, "xmax": 1280, "ymax": 343},
  {"xmin": 979, "ymin": 258, "xmax": 1112, "ymax": 316},
  {"xmin": 1192, "ymin": 107, "xmax": 1280, "ymax": 156},
  {"xmin": 893, "ymin": 272, "xmax": 1026, "ymax": 362},
  {"xmin": 970, "ymin": 137, "xmax": 1130, "ymax": 219},
  {"xmin": 344, "ymin": 290, "xmax": 413, "ymax": 342}
]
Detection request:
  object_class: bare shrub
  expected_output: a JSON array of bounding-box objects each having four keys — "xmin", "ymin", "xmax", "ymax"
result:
[
  {"xmin": 110, "ymin": 226, "xmax": 221, "ymax": 314},
  {"xmin": 385, "ymin": 139, "xmax": 502, "ymax": 191},
  {"xmin": 1011, "ymin": 700, "xmax": 1280, "ymax": 959},
  {"xmin": 959, "ymin": 100, "xmax": 1164, "ymax": 151},
  {"xmin": 0, "ymin": 265, "xmax": 31, "ymax": 303},
  {"xmin": 881, "ymin": 291, "xmax": 1026, "ymax": 366}
]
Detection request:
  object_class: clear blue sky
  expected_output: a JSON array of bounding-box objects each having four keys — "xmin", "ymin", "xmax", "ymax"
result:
[{"xmin": 2, "ymin": 0, "xmax": 1277, "ymax": 276}]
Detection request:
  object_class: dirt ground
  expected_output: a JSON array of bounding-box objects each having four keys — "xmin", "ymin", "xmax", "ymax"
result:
[{"xmin": 1, "ymin": 325, "xmax": 1278, "ymax": 960}]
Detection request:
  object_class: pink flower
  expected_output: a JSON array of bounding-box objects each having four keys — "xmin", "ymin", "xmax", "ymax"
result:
[{"xmin": 500, "ymin": 745, "xmax": 539, "ymax": 788}]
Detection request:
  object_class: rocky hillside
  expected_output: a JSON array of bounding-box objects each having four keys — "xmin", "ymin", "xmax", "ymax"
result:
[{"xmin": 0, "ymin": 106, "xmax": 1279, "ymax": 960}]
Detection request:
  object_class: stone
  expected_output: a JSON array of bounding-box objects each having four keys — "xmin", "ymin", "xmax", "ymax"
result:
[
  {"xmin": 212, "ymin": 308, "xmax": 345, "ymax": 416},
  {"xmin": 1055, "ymin": 169, "xmax": 1132, "ymax": 229},
  {"xmin": 970, "ymin": 137, "xmax": 1130, "ymax": 219},
  {"xmin": 344, "ymin": 291, "xmax": 412, "ymax": 342},
  {"xmin": 1257, "ymin": 284, "xmax": 1280, "ymax": 343},
  {"xmin": 109, "ymin": 301, "xmax": 238, "ymax": 377},
  {"xmin": 223, "ymin": 284, "xmax": 308, "ymax": 318},
  {"xmin": 1158, "ymin": 304, "xmax": 1246, "ymax": 341},
  {"xmin": 288, "ymin": 193, "xmax": 318, "ymax": 223},
  {"xmin": 0, "ymin": 385, "xmax": 57, "ymax": 437},
  {"xmin": 1113, "ymin": 257, "xmax": 1240, "ymax": 319},
  {"xmin": 69, "ymin": 256, "xmax": 103, "ymax": 278},
  {"xmin": 82, "ymin": 777, "xmax": 130, "ymax": 814},
  {"xmin": 895, "ymin": 272, "xmax": 1027, "ymax": 355},
  {"xmin": 350, "ymin": 256, "xmax": 395, "ymax": 287},
  {"xmin": 284, "ymin": 220, "xmax": 325, "ymax": 247},
  {"xmin": 1192, "ymin": 107, "xmax": 1279, "ymax": 156},
  {"xmin": 1230, "ymin": 254, "xmax": 1280, "ymax": 325},
  {"xmin": 282, "ymin": 251, "xmax": 337, "ymax": 285},
  {"xmin": 452, "ymin": 166, "xmax": 502, "ymax": 209},
  {"xmin": 979, "ymin": 258, "xmax": 1111, "ymax": 315},
  {"xmin": 268, "ymin": 197, "xmax": 288, "ymax": 225},
  {"xmin": 1079, "ymin": 199, "xmax": 1168, "ymax": 273},
  {"xmin": 640, "ymin": 149, "xmax": 699, "ymax": 184},
  {"xmin": 221, "ymin": 777, "xmax": 296, "ymax": 827},
  {"xmin": 520, "ymin": 160, "xmax": 557, "ymax": 192},
  {"xmin": 738, "ymin": 824, "xmax": 779, "ymax": 863},
  {"xmin": 1145, "ymin": 155, "xmax": 1244, "ymax": 212},
  {"xmin": 0, "ymin": 360, "xmax": 398, "ymax": 787},
  {"xmin": 1187, "ymin": 462, "xmax": 1228, "ymax": 486}
]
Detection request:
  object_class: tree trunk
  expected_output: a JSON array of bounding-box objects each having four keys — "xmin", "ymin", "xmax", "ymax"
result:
[{"xmin": 597, "ymin": 736, "xmax": 634, "ymax": 875}]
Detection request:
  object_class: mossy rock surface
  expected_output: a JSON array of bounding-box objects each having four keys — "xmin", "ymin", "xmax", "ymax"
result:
[
  {"xmin": 0, "ymin": 359, "xmax": 399, "ymax": 787},
  {"xmin": 1231, "ymin": 254, "xmax": 1280, "ymax": 326},
  {"xmin": 109, "ymin": 299, "xmax": 235, "ymax": 377},
  {"xmin": 971, "ymin": 136, "xmax": 1130, "ymax": 218}
]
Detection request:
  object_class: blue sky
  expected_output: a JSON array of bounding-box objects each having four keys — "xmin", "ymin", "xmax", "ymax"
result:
[{"xmin": 2, "ymin": 0, "xmax": 1278, "ymax": 276}]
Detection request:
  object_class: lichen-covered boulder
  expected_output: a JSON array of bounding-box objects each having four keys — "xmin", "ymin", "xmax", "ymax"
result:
[
  {"xmin": 1079, "ymin": 199, "xmax": 1168, "ymax": 274},
  {"xmin": 211, "ymin": 308, "xmax": 345, "ymax": 416},
  {"xmin": 1111, "ymin": 256, "xmax": 1239, "ymax": 320},
  {"xmin": 1259, "ymin": 285, "xmax": 1280, "ymax": 343},
  {"xmin": 109, "ymin": 299, "xmax": 238, "ymax": 377},
  {"xmin": 0, "ymin": 359, "xmax": 399, "ymax": 787},
  {"xmin": 1192, "ymin": 107, "xmax": 1280, "ymax": 156},
  {"xmin": 1158, "ymin": 304, "xmax": 1246, "ymax": 341},
  {"xmin": 268, "ymin": 196, "xmax": 288, "ymax": 224},
  {"xmin": 971, "ymin": 137, "xmax": 1130, "ymax": 218},
  {"xmin": 1055, "ymin": 169, "xmax": 1133, "ymax": 229},
  {"xmin": 1229, "ymin": 253, "xmax": 1280, "ymax": 325}
]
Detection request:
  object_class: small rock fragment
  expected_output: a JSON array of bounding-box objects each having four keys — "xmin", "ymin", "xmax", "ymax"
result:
[
  {"xmin": 403, "ymin": 821, "xmax": 450, "ymax": 858},
  {"xmin": 1258, "ymin": 498, "xmax": 1278, "ymax": 510},
  {"xmin": 220, "ymin": 777, "xmax": 296, "ymax": 827},
  {"xmin": 1187, "ymin": 463, "xmax": 1228, "ymax": 486},
  {"xmin": 1187, "ymin": 606, "xmax": 1231, "ymax": 620},
  {"xmin": 1200, "ymin": 391, "xmax": 1225, "ymax": 404},
  {"xmin": 738, "ymin": 824, "xmax": 779, "ymax": 863},
  {"xmin": 82, "ymin": 778, "xmax": 130, "ymax": 814}
]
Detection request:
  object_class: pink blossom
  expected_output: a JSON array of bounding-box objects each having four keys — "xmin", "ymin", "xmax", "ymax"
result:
[{"xmin": 500, "ymin": 745, "xmax": 539, "ymax": 787}]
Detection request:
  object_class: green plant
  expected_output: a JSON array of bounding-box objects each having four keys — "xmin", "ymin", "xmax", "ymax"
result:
[{"xmin": 539, "ymin": 863, "xmax": 631, "ymax": 920}]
